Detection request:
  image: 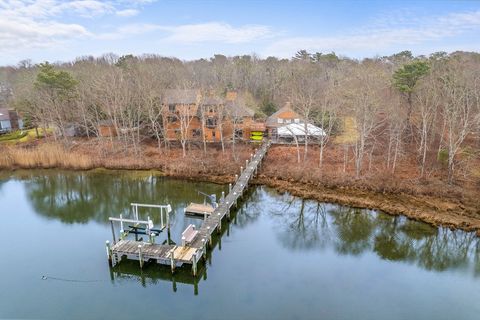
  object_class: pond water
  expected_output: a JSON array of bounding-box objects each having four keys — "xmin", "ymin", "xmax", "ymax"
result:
[{"xmin": 1, "ymin": 170, "xmax": 479, "ymax": 320}]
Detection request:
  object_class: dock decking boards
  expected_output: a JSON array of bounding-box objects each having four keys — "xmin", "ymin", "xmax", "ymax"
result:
[{"xmin": 184, "ymin": 203, "xmax": 215, "ymax": 216}]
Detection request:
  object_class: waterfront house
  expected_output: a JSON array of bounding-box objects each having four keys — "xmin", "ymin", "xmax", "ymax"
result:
[{"xmin": 163, "ymin": 89, "xmax": 263, "ymax": 142}]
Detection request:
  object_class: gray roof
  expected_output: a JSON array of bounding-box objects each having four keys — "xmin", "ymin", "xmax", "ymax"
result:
[
  {"xmin": 224, "ymin": 98, "xmax": 255, "ymax": 118},
  {"xmin": 0, "ymin": 108, "xmax": 11, "ymax": 121},
  {"xmin": 163, "ymin": 89, "xmax": 199, "ymax": 105},
  {"xmin": 266, "ymin": 103, "xmax": 300, "ymax": 127}
]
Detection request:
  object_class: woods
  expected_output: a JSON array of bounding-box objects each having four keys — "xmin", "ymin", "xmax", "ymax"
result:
[{"xmin": 0, "ymin": 50, "xmax": 479, "ymax": 186}]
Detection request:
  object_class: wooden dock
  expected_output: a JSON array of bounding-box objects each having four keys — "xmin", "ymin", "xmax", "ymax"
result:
[
  {"xmin": 106, "ymin": 141, "xmax": 270, "ymax": 276},
  {"xmin": 189, "ymin": 141, "xmax": 270, "ymax": 250}
]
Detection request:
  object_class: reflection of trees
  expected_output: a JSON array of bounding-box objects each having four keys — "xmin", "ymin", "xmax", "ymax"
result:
[
  {"xmin": 332, "ymin": 207, "xmax": 375, "ymax": 255},
  {"xmin": 20, "ymin": 170, "xmax": 224, "ymax": 224},
  {"xmin": 233, "ymin": 187, "xmax": 262, "ymax": 228},
  {"xmin": 267, "ymin": 189, "xmax": 480, "ymax": 275},
  {"xmin": 373, "ymin": 215, "xmax": 415, "ymax": 262}
]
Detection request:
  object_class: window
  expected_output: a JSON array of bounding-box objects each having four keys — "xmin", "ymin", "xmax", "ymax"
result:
[
  {"xmin": 168, "ymin": 104, "xmax": 176, "ymax": 112},
  {"xmin": 234, "ymin": 129, "xmax": 243, "ymax": 139},
  {"xmin": 206, "ymin": 117, "xmax": 217, "ymax": 128},
  {"xmin": 285, "ymin": 119, "xmax": 292, "ymax": 124},
  {"xmin": 167, "ymin": 116, "xmax": 177, "ymax": 123},
  {"xmin": 294, "ymin": 118, "xmax": 300, "ymax": 123},
  {"xmin": 277, "ymin": 118, "xmax": 284, "ymax": 124},
  {"xmin": 192, "ymin": 129, "xmax": 201, "ymax": 137}
]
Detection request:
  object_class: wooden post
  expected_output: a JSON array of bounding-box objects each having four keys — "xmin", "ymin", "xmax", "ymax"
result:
[
  {"xmin": 240, "ymin": 166, "xmax": 243, "ymax": 175},
  {"xmin": 192, "ymin": 253, "xmax": 197, "ymax": 277},
  {"xmin": 246, "ymin": 159, "xmax": 249, "ymax": 168},
  {"xmin": 150, "ymin": 232, "xmax": 155, "ymax": 244},
  {"xmin": 170, "ymin": 248, "xmax": 176, "ymax": 274},
  {"xmin": 207, "ymin": 227, "xmax": 212, "ymax": 244},
  {"xmin": 229, "ymin": 183, "xmax": 232, "ymax": 192},
  {"xmin": 235, "ymin": 174, "xmax": 238, "ymax": 182},
  {"xmin": 105, "ymin": 240, "xmax": 112, "ymax": 265},
  {"xmin": 202, "ymin": 239, "xmax": 207, "ymax": 259},
  {"xmin": 138, "ymin": 245, "xmax": 144, "ymax": 269},
  {"xmin": 110, "ymin": 221, "xmax": 116, "ymax": 244},
  {"xmin": 119, "ymin": 214, "xmax": 124, "ymax": 234},
  {"xmin": 217, "ymin": 213, "xmax": 222, "ymax": 233},
  {"xmin": 221, "ymin": 191, "xmax": 225, "ymax": 203}
]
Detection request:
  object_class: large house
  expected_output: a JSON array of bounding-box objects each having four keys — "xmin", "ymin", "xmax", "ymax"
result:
[
  {"xmin": 0, "ymin": 108, "xmax": 23, "ymax": 133},
  {"xmin": 163, "ymin": 90, "xmax": 264, "ymax": 142}
]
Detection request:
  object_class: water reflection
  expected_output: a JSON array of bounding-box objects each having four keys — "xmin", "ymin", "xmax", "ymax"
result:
[
  {"xmin": 9, "ymin": 170, "xmax": 225, "ymax": 225},
  {"xmin": 110, "ymin": 260, "xmax": 206, "ymax": 295},
  {"xmin": 5, "ymin": 171, "xmax": 479, "ymax": 280},
  {"xmin": 270, "ymin": 194, "xmax": 480, "ymax": 275}
]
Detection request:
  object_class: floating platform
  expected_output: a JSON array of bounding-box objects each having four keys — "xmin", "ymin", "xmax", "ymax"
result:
[{"xmin": 184, "ymin": 203, "xmax": 215, "ymax": 216}]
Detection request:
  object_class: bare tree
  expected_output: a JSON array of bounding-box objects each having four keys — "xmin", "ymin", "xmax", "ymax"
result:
[{"xmin": 439, "ymin": 64, "xmax": 479, "ymax": 183}]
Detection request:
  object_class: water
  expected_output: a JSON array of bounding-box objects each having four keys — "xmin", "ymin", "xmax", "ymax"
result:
[{"xmin": 1, "ymin": 170, "xmax": 479, "ymax": 320}]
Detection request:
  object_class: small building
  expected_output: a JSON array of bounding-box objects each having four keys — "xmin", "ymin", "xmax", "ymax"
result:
[
  {"xmin": 0, "ymin": 108, "xmax": 24, "ymax": 133},
  {"xmin": 265, "ymin": 102, "xmax": 302, "ymax": 137}
]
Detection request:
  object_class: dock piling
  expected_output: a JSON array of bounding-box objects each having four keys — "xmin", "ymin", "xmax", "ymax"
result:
[
  {"xmin": 138, "ymin": 245, "xmax": 144, "ymax": 268},
  {"xmin": 192, "ymin": 253, "xmax": 197, "ymax": 277},
  {"xmin": 170, "ymin": 248, "xmax": 176, "ymax": 274},
  {"xmin": 105, "ymin": 240, "xmax": 112, "ymax": 265}
]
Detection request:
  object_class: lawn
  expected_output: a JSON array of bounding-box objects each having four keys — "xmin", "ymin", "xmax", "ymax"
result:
[{"xmin": 0, "ymin": 128, "xmax": 51, "ymax": 143}]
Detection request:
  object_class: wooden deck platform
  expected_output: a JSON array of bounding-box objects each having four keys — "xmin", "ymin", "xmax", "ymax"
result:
[
  {"xmin": 110, "ymin": 240, "xmax": 199, "ymax": 267},
  {"xmin": 184, "ymin": 203, "xmax": 215, "ymax": 216}
]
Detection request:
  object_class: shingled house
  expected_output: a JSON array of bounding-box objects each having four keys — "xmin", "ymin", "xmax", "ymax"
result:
[{"xmin": 163, "ymin": 90, "xmax": 262, "ymax": 142}]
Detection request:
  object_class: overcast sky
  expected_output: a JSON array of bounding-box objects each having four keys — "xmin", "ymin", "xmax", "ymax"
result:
[{"xmin": 1, "ymin": 0, "xmax": 480, "ymax": 65}]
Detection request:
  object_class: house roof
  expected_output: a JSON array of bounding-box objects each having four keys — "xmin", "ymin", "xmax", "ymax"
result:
[
  {"xmin": 163, "ymin": 89, "xmax": 199, "ymax": 105},
  {"xmin": 277, "ymin": 123, "xmax": 326, "ymax": 137},
  {"xmin": 266, "ymin": 102, "xmax": 301, "ymax": 127},
  {"xmin": 0, "ymin": 108, "xmax": 11, "ymax": 121},
  {"xmin": 224, "ymin": 96, "xmax": 255, "ymax": 118}
]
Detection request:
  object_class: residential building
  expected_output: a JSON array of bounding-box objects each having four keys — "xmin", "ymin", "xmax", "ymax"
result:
[{"xmin": 163, "ymin": 89, "xmax": 263, "ymax": 143}]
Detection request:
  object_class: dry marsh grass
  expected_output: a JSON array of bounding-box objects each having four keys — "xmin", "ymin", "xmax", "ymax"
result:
[{"xmin": 0, "ymin": 143, "xmax": 94, "ymax": 169}]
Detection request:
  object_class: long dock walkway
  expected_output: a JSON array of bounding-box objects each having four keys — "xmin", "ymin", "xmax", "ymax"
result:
[
  {"xmin": 190, "ymin": 141, "xmax": 270, "ymax": 249},
  {"xmin": 107, "ymin": 141, "xmax": 271, "ymax": 276}
]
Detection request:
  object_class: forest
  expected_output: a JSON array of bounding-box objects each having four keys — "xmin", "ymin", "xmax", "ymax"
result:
[{"xmin": 0, "ymin": 50, "xmax": 479, "ymax": 193}]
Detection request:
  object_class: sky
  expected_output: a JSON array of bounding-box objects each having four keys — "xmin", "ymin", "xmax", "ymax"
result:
[{"xmin": 1, "ymin": 0, "xmax": 480, "ymax": 65}]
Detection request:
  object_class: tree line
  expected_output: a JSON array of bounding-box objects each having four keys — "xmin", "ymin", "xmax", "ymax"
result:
[{"xmin": 0, "ymin": 50, "xmax": 479, "ymax": 184}]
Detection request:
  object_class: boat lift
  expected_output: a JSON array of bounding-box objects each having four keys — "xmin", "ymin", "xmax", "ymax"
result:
[{"xmin": 108, "ymin": 203, "xmax": 172, "ymax": 244}]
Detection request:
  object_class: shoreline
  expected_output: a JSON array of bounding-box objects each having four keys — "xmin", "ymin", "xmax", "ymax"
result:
[{"xmin": 2, "ymin": 165, "xmax": 479, "ymax": 236}]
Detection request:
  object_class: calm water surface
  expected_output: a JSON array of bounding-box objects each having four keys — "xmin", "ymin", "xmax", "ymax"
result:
[{"xmin": 1, "ymin": 170, "xmax": 479, "ymax": 319}]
